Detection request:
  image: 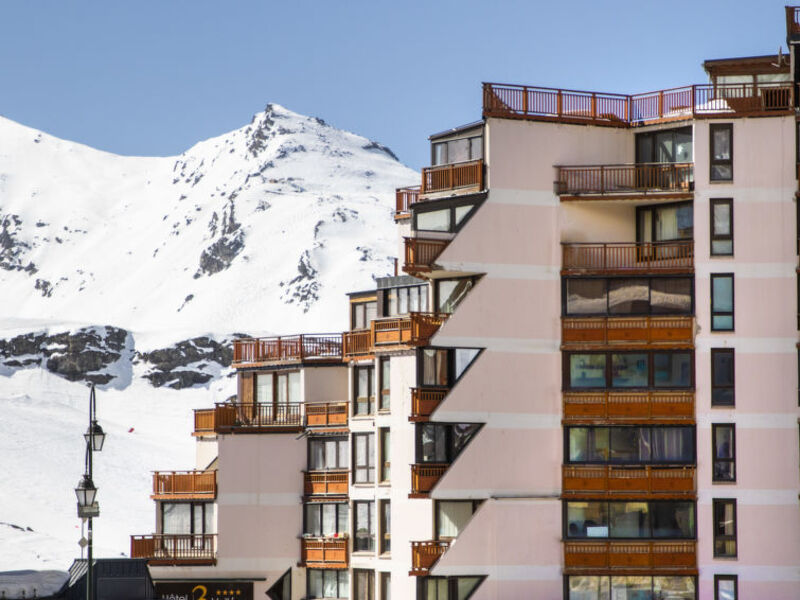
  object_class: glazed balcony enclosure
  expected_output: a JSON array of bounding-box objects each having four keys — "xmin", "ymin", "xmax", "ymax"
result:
[
  {"xmin": 232, "ymin": 334, "xmax": 342, "ymax": 367},
  {"xmin": 563, "ymin": 391, "xmax": 695, "ymax": 424},
  {"xmin": 410, "ymin": 540, "xmax": 451, "ymax": 576},
  {"xmin": 562, "ymin": 465, "xmax": 695, "ymax": 498},
  {"xmin": 130, "ymin": 534, "xmax": 216, "ymax": 566},
  {"xmin": 410, "ymin": 463, "xmax": 448, "ymax": 497},
  {"xmin": 564, "ymin": 541, "xmax": 696, "ymax": 572},
  {"xmin": 409, "ymin": 387, "xmax": 449, "ymax": 421},
  {"xmin": 555, "ymin": 163, "xmax": 693, "ymax": 201},
  {"xmin": 342, "ymin": 312, "xmax": 449, "ymax": 358},
  {"xmin": 301, "ymin": 537, "xmax": 348, "ymax": 569},
  {"xmin": 562, "ymin": 316, "xmax": 694, "ymax": 349},
  {"xmin": 562, "ymin": 241, "xmax": 694, "ymax": 275},
  {"xmin": 304, "ymin": 470, "xmax": 349, "ymax": 496},
  {"xmin": 151, "ymin": 470, "xmax": 217, "ymax": 500},
  {"xmin": 213, "ymin": 401, "xmax": 348, "ymax": 433}
]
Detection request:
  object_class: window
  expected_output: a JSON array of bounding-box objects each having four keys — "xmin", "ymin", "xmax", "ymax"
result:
[
  {"xmin": 417, "ymin": 423, "xmax": 480, "ymax": 463},
  {"xmin": 710, "ymin": 123, "xmax": 733, "ymax": 181},
  {"xmin": 419, "ymin": 347, "xmax": 481, "ymax": 388},
  {"xmin": 637, "ymin": 202, "xmax": 694, "ymax": 242},
  {"xmin": 308, "ymin": 437, "xmax": 348, "ymax": 470},
  {"xmin": 380, "ymin": 500, "xmax": 391, "ymax": 554},
  {"xmin": 714, "ymin": 575, "xmax": 737, "ymax": 600},
  {"xmin": 354, "ymin": 432, "xmax": 375, "ymax": 483},
  {"xmin": 414, "ymin": 200, "xmax": 480, "ymax": 234},
  {"xmin": 566, "ymin": 426, "xmax": 695, "ymax": 465},
  {"xmin": 565, "ymin": 501, "xmax": 695, "ymax": 539},
  {"xmin": 384, "ymin": 285, "xmax": 428, "ymax": 316},
  {"xmin": 711, "ymin": 349, "xmax": 735, "ymax": 406},
  {"xmin": 566, "ymin": 576, "xmax": 696, "ymax": 600},
  {"xmin": 161, "ymin": 502, "xmax": 215, "ymax": 535},
  {"xmin": 565, "ymin": 351, "xmax": 693, "ymax": 390},
  {"xmin": 711, "ymin": 199, "xmax": 733, "ymax": 255},
  {"xmin": 305, "ymin": 502, "xmax": 348, "ymax": 537},
  {"xmin": 354, "ymin": 365, "xmax": 375, "ymax": 415},
  {"xmin": 380, "ymin": 573, "xmax": 390, "ymax": 600},
  {"xmin": 379, "ymin": 358, "xmax": 391, "ymax": 411},
  {"xmin": 436, "ymin": 501, "xmax": 479, "ymax": 540},
  {"xmin": 711, "ymin": 274, "xmax": 734, "ymax": 331},
  {"xmin": 308, "ymin": 569, "xmax": 348, "ymax": 599},
  {"xmin": 354, "ymin": 501, "xmax": 376, "ymax": 552},
  {"xmin": 379, "ymin": 428, "xmax": 391, "ymax": 482},
  {"xmin": 352, "ymin": 300, "xmax": 377, "ymax": 329},
  {"xmin": 353, "ymin": 569, "xmax": 375, "ymax": 600},
  {"xmin": 255, "ymin": 371, "xmax": 301, "ymax": 404},
  {"xmin": 435, "ymin": 278, "xmax": 476, "ymax": 314},
  {"xmin": 431, "ymin": 136, "xmax": 482, "ymax": 166},
  {"xmin": 564, "ymin": 277, "xmax": 693, "ymax": 316},
  {"xmin": 267, "ymin": 569, "xmax": 291, "ymax": 600},
  {"xmin": 712, "ymin": 424, "xmax": 736, "ymax": 482},
  {"xmin": 417, "ymin": 577, "xmax": 482, "ymax": 600},
  {"xmin": 635, "ymin": 126, "xmax": 693, "ymax": 163},
  {"xmin": 713, "ymin": 499, "xmax": 737, "ymax": 557}
]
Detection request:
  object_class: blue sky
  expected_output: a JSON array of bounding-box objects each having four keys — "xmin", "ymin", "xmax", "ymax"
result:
[{"xmin": 0, "ymin": 0, "xmax": 792, "ymax": 169}]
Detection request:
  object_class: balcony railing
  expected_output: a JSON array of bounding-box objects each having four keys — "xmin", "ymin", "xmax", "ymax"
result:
[
  {"xmin": 562, "ymin": 465, "xmax": 695, "ymax": 497},
  {"xmin": 422, "ymin": 159, "xmax": 484, "ymax": 195},
  {"xmin": 562, "ymin": 391, "xmax": 695, "ymax": 423},
  {"xmin": 484, "ymin": 82, "xmax": 794, "ymax": 126},
  {"xmin": 305, "ymin": 402, "xmax": 348, "ymax": 427},
  {"xmin": 214, "ymin": 402, "xmax": 304, "ymax": 432},
  {"xmin": 130, "ymin": 534, "xmax": 217, "ymax": 565},
  {"xmin": 152, "ymin": 471, "xmax": 217, "ymax": 500},
  {"xmin": 373, "ymin": 312, "xmax": 448, "ymax": 347},
  {"xmin": 410, "ymin": 540, "xmax": 451, "ymax": 575},
  {"xmin": 411, "ymin": 463, "xmax": 448, "ymax": 496},
  {"xmin": 564, "ymin": 541, "xmax": 696, "ymax": 571},
  {"xmin": 193, "ymin": 408, "xmax": 216, "ymax": 435},
  {"xmin": 410, "ymin": 387, "xmax": 448, "ymax": 421},
  {"xmin": 342, "ymin": 329, "xmax": 371, "ymax": 357},
  {"xmin": 555, "ymin": 163, "xmax": 693, "ymax": 197},
  {"xmin": 304, "ymin": 470, "xmax": 349, "ymax": 496},
  {"xmin": 561, "ymin": 316, "xmax": 694, "ymax": 348},
  {"xmin": 396, "ymin": 185, "xmax": 422, "ymax": 219},
  {"xmin": 562, "ymin": 241, "xmax": 694, "ymax": 274},
  {"xmin": 404, "ymin": 237, "xmax": 450, "ymax": 274},
  {"xmin": 232, "ymin": 334, "xmax": 342, "ymax": 366},
  {"xmin": 301, "ymin": 537, "xmax": 349, "ymax": 569}
]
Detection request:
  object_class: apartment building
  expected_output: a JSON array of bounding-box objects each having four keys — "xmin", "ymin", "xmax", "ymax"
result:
[{"xmin": 131, "ymin": 6, "xmax": 800, "ymax": 599}]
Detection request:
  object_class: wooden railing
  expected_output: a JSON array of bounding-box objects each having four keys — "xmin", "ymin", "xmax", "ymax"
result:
[
  {"xmin": 343, "ymin": 313, "xmax": 448, "ymax": 357},
  {"xmin": 411, "ymin": 540, "xmax": 451, "ymax": 575},
  {"xmin": 343, "ymin": 329, "xmax": 371, "ymax": 357},
  {"xmin": 396, "ymin": 185, "xmax": 422, "ymax": 218},
  {"xmin": 193, "ymin": 408, "xmax": 216, "ymax": 434},
  {"xmin": 484, "ymin": 82, "xmax": 794, "ymax": 126},
  {"xmin": 404, "ymin": 237, "xmax": 450, "ymax": 273},
  {"xmin": 787, "ymin": 7, "xmax": 800, "ymax": 35},
  {"xmin": 411, "ymin": 463, "xmax": 449, "ymax": 495},
  {"xmin": 564, "ymin": 541, "xmax": 696, "ymax": 571},
  {"xmin": 232, "ymin": 334, "xmax": 342, "ymax": 365},
  {"xmin": 562, "ymin": 316, "xmax": 694, "ymax": 348},
  {"xmin": 152, "ymin": 471, "xmax": 216, "ymax": 499},
  {"xmin": 555, "ymin": 163, "xmax": 693, "ymax": 196},
  {"xmin": 130, "ymin": 534, "xmax": 217, "ymax": 565},
  {"xmin": 306, "ymin": 402, "xmax": 348, "ymax": 427},
  {"xmin": 562, "ymin": 241, "xmax": 694, "ymax": 274},
  {"xmin": 214, "ymin": 402, "xmax": 303, "ymax": 430},
  {"xmin": 562, "ymin": 391, "xmax": 695, "ymax": 423},
  {"xmin": 301, "ymin": 537, "xmax": 349, "ymax": 568},
  {"xmin": 304, "ymin": 470, "xmax": 349, "ymax": 496},
  {"xmin": 562, "ymin": 465, "xmax": 695, "ymax": 497},
  {"xmin": 410, "ymin": 387, "xmax": 449, "ymax": 420},
  {"xmin": 422, "ymin": 159, "xmax": 483, "ymax": 195}
]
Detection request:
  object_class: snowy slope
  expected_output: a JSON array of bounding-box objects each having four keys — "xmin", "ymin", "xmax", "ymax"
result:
[{"xmin": 0, "ymin": 105, "xmax": 416, "ymax": 569}]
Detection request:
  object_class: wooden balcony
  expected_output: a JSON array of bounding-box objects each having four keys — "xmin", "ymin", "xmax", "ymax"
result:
[
  {"xmin": 484, "ymin": 82, "xmax": 794, "ymax": 127},
  {"xmin": 562, "ymin": 241, "xmax": 694, "ymax": 275},
  {"xmin": 152, "ymin": 470, "xmax": 216, "ymax": 500},
  {"xmin": 410, "ymin": 387, "xmax": 448, "ymax": 421},
  {"xmin": 301, "ymin": 537, "xmax": 348, "ymax": 569},
  {"xmin": 305, "ymin": 402, "xmax": 348, "ymax": 427},
  {"xmin": 304, "ymin": 470, "xmax": 349, "ymax": 496},
  {"xmin": 562, "ymin": 465, "xmax": 695, "ymax": 498},
  {"xmin": 232, "ymin": 334, "xmax": 342, "ymax": 367},
  {"xmin": 410, "ymin": 540, "xmax": 450, "ymax": 575},
  {"xmin": 193, "ymin": 408, "xmax": 216, "ymax": 436},
  {"xmin": 403, "ymin": 237, "xmax": 450, "ymax": 274},
  {"xmin": 555, "ymin": 163, "xmax": 693, "ymax": 201},
  {"xmin": 343, "ymin": 313, "xmax": 449, "ymax": 359},
  {"xmin": 130, "ymin": 534, "xmax": 216, "ymax": 566},
  {"xmin": 564, "ymin": 541, "xmax": 696, "ymax": 572},
  {"xmin": 422, "ymin": 159, "xmax": 484, "ymax": 196},
  {"xmin": 395, "ymin": 185, "xmax": 421, "ymax": 220},
  {"xmin": 342, "ymin": 329, "xmax": 372, "ymax": 358},
  {"xmin": 561, "ymin": 316, "xmax": 694, "ymax": 349},
  {"xmin": 411, "ymin": 463, "xmax": 448, "ymax": 496},
  {"xmin": 562, "ymin": 391, "xmax": 695, "ymax": 424},
  {"xmin": 214, "ymin": 402, "xmax": 304, "ymax": 433}
]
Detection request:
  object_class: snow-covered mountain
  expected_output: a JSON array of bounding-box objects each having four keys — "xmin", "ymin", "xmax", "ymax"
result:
[{"xmin": 0, "ymin": 105, "xmax": 416, "ymax": 569}]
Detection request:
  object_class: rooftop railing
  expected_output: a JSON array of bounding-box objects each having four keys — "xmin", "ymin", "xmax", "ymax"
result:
[{"xmin": 232, "ymin": 334, "xmax": 343, "ymax": 365}]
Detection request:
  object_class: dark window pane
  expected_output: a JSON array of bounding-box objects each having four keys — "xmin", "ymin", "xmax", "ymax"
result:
[
  {"xmin": 566, "ymin": 279, "xmax": 607, "ymax": 315},
  {"xmin": 651, "ymin": 502, "xmax": 695, "ymax": 538},
  {"xmin": 611, "ymin": 577, "xmax": 652, "ymax": 600},
  {"xmin": 712, "ymin": 350, "xmax": 735, "ymax": 406},
  {"xmin": 566, "ymin": 502, "xmax": 609, "ymax": 538},
  {"xmin": 422, "ymin": 349, "xmax": 449, "ymax": 386},
  {"xmin": 611, "ymin": 353, "xmax": 648, "ymax": 387},
  {"xmin": 609, "ymin": 427, "xmax": 650, "ymax": 463},
  {"xmin": 452, "ymin": 423, "xmax": 479, "ymax": 455},
  {"xmin": 569, "ymin": 354, "xmax": 607, "ymax": 388},
  {"xmin": 420, "ymin": 424, "xmax": 447, "ymax": 462},
  {"xmin": 650, "ymin": 278, "xmax": 692, "ymax": 314},
  {"xmin": 608, "ymin": 279, "xmax": 649, "ymax": 314},
  {"xmin": 437, "ymin": 279, "xmax": 474, "ymax": 314},
  {"xmin": 651, "ymin": 427, "xmax": 694, "ymax": 462},
  {"xmin": 653, "ymin": 353, "xmax": 691, "ymax": 387},
  {"xmin": 609, "ymin": 502, "xmax": 649, "ymax": 538}
]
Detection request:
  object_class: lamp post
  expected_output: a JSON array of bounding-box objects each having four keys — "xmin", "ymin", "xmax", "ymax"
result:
[{"xmin": 75, "ymin": 384, "xmax": 106, "ymax": 600}]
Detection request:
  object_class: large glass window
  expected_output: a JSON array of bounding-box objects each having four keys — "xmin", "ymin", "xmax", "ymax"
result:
[
  {"xmin": 305, "ymin": 503, "xmax": 348, "ymax": 537},
  {"xmin": 637, "ymin": 202, "xmax": 693, "ymax": 243},
  {"xmin": 714, "ymin": 575, "xmax": 737, "ymax": 600},
  {"xmin": 566, "ymin": 352, "xmax": 693, "ymax": 390},
  {"xmin": 162, "ymin": 502, "xmax": 214, "ymax": 535},
  {"xmin": 418, "ymin": 577, "xmax": 482, "ymax": 600},
  {"xmin": 710, "ymin": 123, "xmax": 733, "ymax": 182},
  {"xmin": 611, "ymin": 353, "xmax": 648, "ymax": 387},
  {"xmin": 608, "ymin": 279, "xmax": 649, "ymax": 314},
  {"xmin": 565, "ymin": 277, "xmax": 692, "ymax": 316},
  {"xmin": 353, "ymin": 569, "xmax": 375, "ymax": 600},
  {"xmin": 635, "ymin": 126, "xmax": 693, "ymax": 163},
  {"xmin": 417, "ymin": 423, "xmax": 480, "ymax": 463},
  {"xmin": 711, "ymin": 274, "xmax": 734, "ymax": 330},
  {"xmin": 650, "ymin": 278, "xmax": 692, "ymax": 314},
  {"xmin": 712, "ymin": 424, "xmax": 736, "ymax": 482},
  {"xmin": 569, "ymin": 354, "xmax": 607, "ymax": 388},
  {"xmin": 609, "ymin": 502, "xmax": 649, "ymax": 538},
  {"xmin": 436, "ymin": 501, "xmax": 479, "ymax": 539},
  {"xmin": 713, "ymin": 499, "xmax": 737, "ymax": 557},
  {"xmin": 566, "ymin": 501, "xmax": 695, "ymax": 539},
  {"xmin": 566, "ymin": 576, "xmax": 696, "ymax": 600},
  {"xmin": 384, "ymin": 284, "xmax": 427, "ymax": 316},
  {"xmin": 431, "ymin": 136, "xmax": 482, "ymax": 166},
  {"xmin": 354, "ymin": 365, "xmax": 375, "ymax": 415},
  {"xmin": 436, "ymin": 278, "xmax": 476, "ymax": 314},
  {"xmin": 352, "ymin": 300, "xmax": 377, "ymax": 329},
  {"xmin": 354, "ymin": 501, "xmax": 376, "ymax": 552},
  {"xmin": 711, "ymin": 198, "xmax": 733, "ymax": 255},
  {"xmin": 308, "ymin": 569, "xmax": 348, "ymax": 599},
  {"xmin": 308, "ymin": 437, "xmax": 348, "ymax": 470},
  {"xmin": 567, "ymin": 426, "xmax": 694, "ymax": 465},
  {"xmin": 422, "ymin": 349, "xmax": 449, "ymax": 386},
  {"xmin": 379, "ymin": 357, "xmax": 391, "ymax": 411},
  {"xmin": 653, "ymin": 352, "xmax": 691, "ymax": 387},
  {"xmin": 379, "ymin": 428, "xmax": 391, "ymax": 482},
  {"xmin": 711, "ymin": 349, "xmax": 735, "ymax": 406},
  {"xmin": 354, "ymin": 432, "xmax": 375, "ymax": 483},
  {"xmin": 380, "ymin": 500, "xmax": 391, "ymax": 554}
]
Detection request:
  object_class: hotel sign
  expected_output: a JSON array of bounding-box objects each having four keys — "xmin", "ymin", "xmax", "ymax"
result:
[{"xmin": 155, "ymin": 581, "xmax": 253, "ymax": 600}]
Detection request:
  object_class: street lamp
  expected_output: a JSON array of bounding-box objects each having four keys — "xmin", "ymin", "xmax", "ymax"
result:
[{"xmin": 75, "ymin": 384, "xmax": 105, "ymax": 600}]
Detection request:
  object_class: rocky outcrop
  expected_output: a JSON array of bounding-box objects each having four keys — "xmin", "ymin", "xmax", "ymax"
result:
[{"xmin": 137, "ymin": 336, "xmax": 236, "ymax": 390}]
